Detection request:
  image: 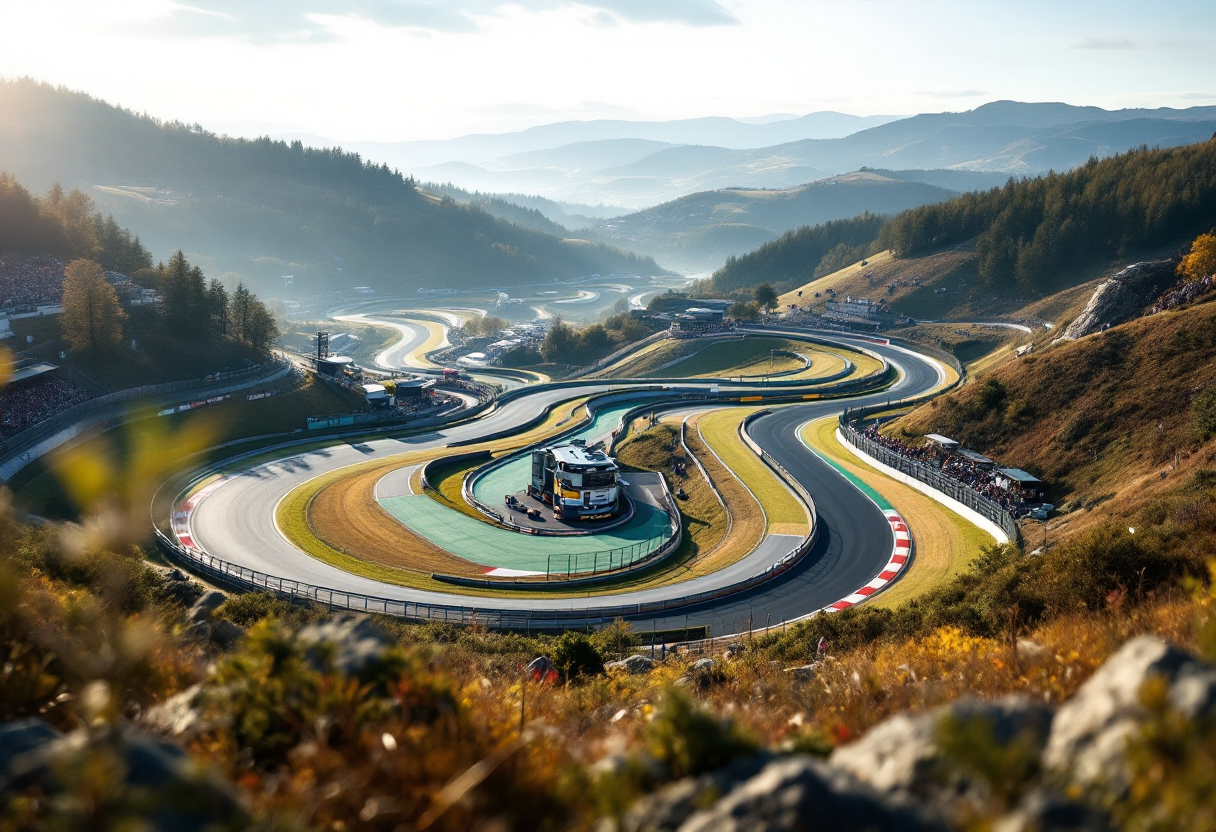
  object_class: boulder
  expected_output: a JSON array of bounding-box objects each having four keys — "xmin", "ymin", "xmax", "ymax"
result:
[
  {"xmin": 607, "ymin": 655, "xmax": 659, "ymax": 675},
  {"xmin": 186, "ymin": 590, "xmax": 227, "ymax": 624},
  {"xmin": 1042, "ymin": 635, "xmax": 1216, "ymax": 787},
  {"xmin": 0, "ymin": 721, "xmax": 245, "ymax": 831},
  {"xmin": 676, "ymin": 755, "xmax": 942, "ymax": 832},
  {"xmin": 184, "ymin": 619, "xmax": 245, "ymax": 649},
  {"xmin": 831, "ymin": 696, "xmax": 1054, "ymax": 804},
  {"xmin": 143, "ymin": 685, "xmax": 214, "ymax": 738},
  {"xmin": 785, "ymin": 664, "xmax": 818, "ymax": 682},
  {"xmin": 297, "ymin": 614, "xmax": 391, "ymax": 675},
  {"xmin": 993, "ymin": 790, "xmax": 1111, "ymax": 832},
  {"xmin": 613, "ymin": 753, "xmax": 774, "ymax": 832},
  {"xmin": 675, "ymin": 658, "xmax": 723, "ymax": 689}
]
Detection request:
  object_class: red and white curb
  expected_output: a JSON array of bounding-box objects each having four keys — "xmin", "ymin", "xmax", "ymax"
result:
[
  {"xmin": 171, "ymin": 479, "xmax": 227, "ymax": 551},
  {"xmin": 826, "ymin": 510, "xmax": 911, "ymax": 611}
]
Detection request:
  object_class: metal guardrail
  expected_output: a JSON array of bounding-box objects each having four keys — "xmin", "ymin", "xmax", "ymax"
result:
[{"xmin": 837, "ymin": 419, "xmax": 1020, "ymax": 543}]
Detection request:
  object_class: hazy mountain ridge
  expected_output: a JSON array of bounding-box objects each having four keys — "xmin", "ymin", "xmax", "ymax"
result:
[
  {"xmin": 393, "ymin": 102, "xmax": 1216, "ymax": 210},
  {"xmin": 0, "ymin": 80, "xmax": 666, "ymax": 295}
]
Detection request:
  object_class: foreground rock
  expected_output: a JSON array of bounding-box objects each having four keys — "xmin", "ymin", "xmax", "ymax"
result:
[
  {"xmin": 831, "ymin": 695, "xmax": 1054, "ymax": 809},
  {"xmin": 0, "ymin": 719, "xmax": 245, "ymax": 831},
  {"xmin": 612, "ymin": 753, "xmax": 941, "ymax": 832},
  {"xmin": 297, "ymin": 613, "xmax": 391, "ymax": 674},
  {"xmin": 1043, "ymin": 635, "xmax": 1216, "ymax": 790},
  {"xmin": 607, "ymin": 655, "xmax": 659, "ymax": 675}
]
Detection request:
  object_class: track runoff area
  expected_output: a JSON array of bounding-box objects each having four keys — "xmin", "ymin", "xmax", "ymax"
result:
[{"xmin": 171, "ymin": 320, "xmax": 952, "ymax": 637}]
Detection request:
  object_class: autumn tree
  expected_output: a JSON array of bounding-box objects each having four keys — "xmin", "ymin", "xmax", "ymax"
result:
[
  {"xmin": 60, "ymin": 259, "xmax": 126, "ymax": 354},
  {"xmin": 1179, "ymin": 233, "xmax": 1216, "ymax": 281}
]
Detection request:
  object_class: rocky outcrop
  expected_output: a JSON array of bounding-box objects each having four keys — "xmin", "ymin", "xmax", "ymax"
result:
[
  {"xmin": 0, "ymin": 719, "xmax": 246, "ymax": 831},
  {"xmin": 605, "ymin": 635, "xmax": 1215, "ymax": 830},
  {"xmin": 1042, "ymin": 635, "xmax": 1216, "ymax": 790},
  {"xmin": 297, "ymin": 614, "xmax": 391, "ymax": 675},
  {"xmin": 1060, "ymin": 260, "xmax": 1175, "ymax": 340},
  {"xmin": 831, "ymin": 695, "xmax": 1053, "ymax": 806}
]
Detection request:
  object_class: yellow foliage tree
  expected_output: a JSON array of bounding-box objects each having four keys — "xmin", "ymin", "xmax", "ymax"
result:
[
  {"xmin": 60, "ymin": 258, "xmax": 126, "ymax": 354},
  {"xmin": 1178, "ymin": 233, "xmax": 1216, "ymax": 281}
]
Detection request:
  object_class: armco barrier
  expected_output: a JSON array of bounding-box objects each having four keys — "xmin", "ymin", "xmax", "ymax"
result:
[{"xmin": 837, "ymin": 419, "xmax": 1020, "ymax": 543}]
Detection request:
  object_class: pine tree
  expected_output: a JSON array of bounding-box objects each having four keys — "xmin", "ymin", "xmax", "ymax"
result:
[{"xmin": 60, "ymin": 259, "xmax": 126, "ymax": 354}]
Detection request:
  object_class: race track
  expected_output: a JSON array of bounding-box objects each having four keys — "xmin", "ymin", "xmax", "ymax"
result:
[{"xmin": 181, "ymin": 321, "xmax": 948, "ymax": 635}]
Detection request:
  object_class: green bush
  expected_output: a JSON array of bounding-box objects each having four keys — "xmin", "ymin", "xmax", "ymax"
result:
[{"xmin": 551, "ymin": 631, "xmax": 604, "ymax": 682}]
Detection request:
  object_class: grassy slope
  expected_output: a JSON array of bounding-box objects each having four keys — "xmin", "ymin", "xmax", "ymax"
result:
[
  {"xmin": 887, "ymin": 297, "xmax": 1216, "ymax": 540},
  {"xmin": 799, "ymin": 416, "xmax": 988, "ymax": 607}
]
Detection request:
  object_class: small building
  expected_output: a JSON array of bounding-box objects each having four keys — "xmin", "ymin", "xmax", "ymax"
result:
[
  {"xmin": 996, "ymin": 468, "xmax": 1044, "ymax": 498},
  {"xmin": 529, "ymin": 441, "xmax": 621, "ymax": 520},
  {"xmin": 925, "ymin": 433, "xmax": 959, "ymax": 451},
  {"xmin": 317, "ymin": 355, "xmax": 354, "ymax": 377},
  {"xmin": 685, "ymin": 307, "xmax": 724, "ymax": 322},
  {"xmin": 956, "ymin": 449, "xmax": 995, "ymax": 469},
  {"xmin": 361, "ymin": 383, "xmax": 391, "ymax": 407}
]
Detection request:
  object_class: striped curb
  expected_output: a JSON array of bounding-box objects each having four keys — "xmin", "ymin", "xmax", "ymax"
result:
[
  {"xmin": 827, "ymin": 510, "xmax": 910, "ymax": 610},
  {"xmin": 173, "ymin": 478, "xmax": 227, "ymax": 550},
  {"xmin": 795, "ymin": 424, "xmax": 912, "ymax": 612}
]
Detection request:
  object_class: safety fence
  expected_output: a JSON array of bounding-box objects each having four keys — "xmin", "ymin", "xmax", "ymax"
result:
[
  {"xmin": 0, "ymin": 360, "xmax": 289, "ymax": 460},
  {"xmin": 837, "ymin": 417, "xmax": 1020, "ymax": 543}
]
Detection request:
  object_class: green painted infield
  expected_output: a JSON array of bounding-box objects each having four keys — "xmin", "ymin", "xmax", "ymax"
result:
[
  {"xmin": 471, "ymin": 402, "xmax": 631, "ymax": 507},
  {"xmin": 377, "ymin": 493, "xmax": 669, "ymax": 571},
  {"xmin": 380, "ymin": 401, "xmax": 672, "ymax": 572}
]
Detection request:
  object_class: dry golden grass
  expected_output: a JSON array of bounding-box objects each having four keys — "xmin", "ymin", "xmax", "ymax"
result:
[
  {"xmin": 799, "ymin": 416, "xmax": 988, "ymax": 607},
  {"xmin": 697, "ymin": 408, "xmax": 809, "ymax": 535},
  {"xmin": 777, "ymin": 250, "xmax": 895, "ymax": 307}
]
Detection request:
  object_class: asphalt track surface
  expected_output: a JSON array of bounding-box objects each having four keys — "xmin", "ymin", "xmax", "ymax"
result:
[{"xmin": 186, "ymin": 329, "xmax": 946, "ymax": 635}]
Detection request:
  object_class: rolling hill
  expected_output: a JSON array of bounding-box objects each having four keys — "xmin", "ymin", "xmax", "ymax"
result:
[
  {"xmin": 582, "ymin": 171, "xmax": 960, "ymax": 272},
  {"xmin": 704, "ymin": 136, "xmax": 1216, "ymax": 300},
  {"xmin": 0, "ymin": 80, "xmax": 665, "ymax": 296}
]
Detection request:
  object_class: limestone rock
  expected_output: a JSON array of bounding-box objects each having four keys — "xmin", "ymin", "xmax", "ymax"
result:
[
  {"xmin": 143, "ymin": 684, "xmax": 214, "ymax": 738},
  {"xmin": 676, "ymin": 755, "xmax": 941, "ymax": 832},
  {"xmin": 297, "ymin": 614, "xmax": 391, "ymax": 675},
  {"xmin": 831, "ymin": 695, "xmax": 1053, "ymax": 803},
  {"xmin": 992, "ymin": 790, "xmax": 1111, "ymax": 832},
  {"xmin": 607, "ymin": 655, "xmax": 659, "ymax": 675},
  {"xmin": 1043, "ymin": 635, "xmax": 1216, "ymax": 787},
  {"xmin": 186, "ymin": 590, "xmax": 227, "ymax": 624}
]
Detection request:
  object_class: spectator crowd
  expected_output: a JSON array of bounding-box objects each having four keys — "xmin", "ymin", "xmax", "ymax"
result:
[
  {"xmin": 0, "ymin": 253, "xmax": 66, "ymax": 312},
  {"xmin": 0, "ymin": 377, "xmax": 95, "ymax": 441},
  {"xmin": 859, "ymin": 423, "xmax": 1032, "ymax": 519}
]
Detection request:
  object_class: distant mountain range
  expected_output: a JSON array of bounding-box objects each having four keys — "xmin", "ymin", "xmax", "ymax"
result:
[
  {"xmin": 0, "ymin": 80, "xmax": 664, "ymax": 296},
  {"xmin": 339, "ymin": 111, "xmax": 903, "ymax": 170},
  {"xmin": 365, "ymin": 101, "xmax": 1216, "ymax": 211},
  {"xmin": 578, "ymin": 170, "xmax": 996, "ymax": 272}
]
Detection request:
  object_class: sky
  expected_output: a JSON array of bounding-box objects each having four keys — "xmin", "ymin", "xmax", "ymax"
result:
[{"xmin": 0, "ymin": 0, "xmax": 1213, "ymax": 142}]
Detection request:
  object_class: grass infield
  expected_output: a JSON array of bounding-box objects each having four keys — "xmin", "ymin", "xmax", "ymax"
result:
[{"xmin": 696, "ymin": 407, "xmax": 809, "ymax": 536}]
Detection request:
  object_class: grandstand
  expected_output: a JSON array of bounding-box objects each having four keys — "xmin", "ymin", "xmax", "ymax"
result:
[{"xmin": 0, "ymin": 253, "xmax": 65, "ymax": 313}]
